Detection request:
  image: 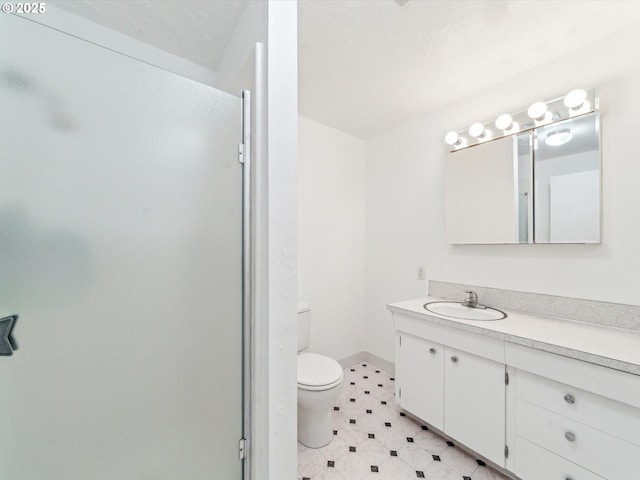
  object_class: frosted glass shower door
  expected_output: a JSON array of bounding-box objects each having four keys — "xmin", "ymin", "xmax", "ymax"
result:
[{"xmin": 0, "ymin": 14, "xmax": 243, "ymax": 480}]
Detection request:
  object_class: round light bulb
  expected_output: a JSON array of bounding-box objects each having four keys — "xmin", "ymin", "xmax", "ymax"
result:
[
  {"xmin": 495, "ymin": 114, "xmax": 513, "ymax": 130},
  {"xmin": 564, "ymin": 89, "xmax": 587, "ymax": 109},
  {"xmin": 527, "ymin": 102, "xmax": 548, "ymax": 120},
  {"xmin": 545, "ymin": 129, "xmax": 573, "ymax": 146},
  {"xmin": 444, "ymin": 131, "xmax": 459, "ymax": 145},
  {"xmin": 469, "ymin": 122, "xmax": 485, "ymax": 138}
]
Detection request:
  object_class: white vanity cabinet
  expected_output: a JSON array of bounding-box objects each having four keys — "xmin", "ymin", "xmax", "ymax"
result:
[
  {"xmin": 394, "ymin": 313, "xmax": 507, "ymax": 467},
  {"xmin": 389, "ymin": 297, "xmax": 640, "ymax": 479},
  {"xmin": 395, "ymin": 333, "xmax": 444, "ymax": 430},
  {"xmin": 507, "ymin": 343, "xmax": 640, "ymax": 480},
  {"xmin": 444, "ymin": 346, "xmax": 506, "ymax": 465}
]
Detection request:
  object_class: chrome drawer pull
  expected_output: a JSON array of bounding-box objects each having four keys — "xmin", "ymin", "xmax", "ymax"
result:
[
  {"xmin": 564, "ymin": 394, "xmax": 576, "ymax": 404},
  {"xmin": 429, "ymin": 348, "xmax": 436, "ymax": 354},
  {"xmin": 450, "ymin": 356, "xmax": 458, "ymax": 363},
  {"xmin": 564, "ymin": 431, "xmax": 576, "ymax": 442}
]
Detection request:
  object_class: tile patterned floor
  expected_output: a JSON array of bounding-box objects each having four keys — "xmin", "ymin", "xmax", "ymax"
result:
[{"xmin": 298, "ymin": 362, "xmax": 511, "ymax": 480}]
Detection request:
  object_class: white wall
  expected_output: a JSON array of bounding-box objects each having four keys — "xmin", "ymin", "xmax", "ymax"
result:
[
  {"xmin": 298, "ymin": 116, "xmax": 366, "ymax": 361},
  {"xmin": 365, "ymin": 24, "xmax": 640, "ymax": 364},
  {"xmin": 264, "ymin": 2, "xmax": 298, "ymax": 480}
]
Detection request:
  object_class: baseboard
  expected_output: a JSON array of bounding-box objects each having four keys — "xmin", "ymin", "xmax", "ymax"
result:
[
  {"xmin": 338, "ymin": 351, "xmax": 365, "ymax": 369},
  {"xmin": 339, "ymin": 351, "xmax": 395, "ymax": 374}
]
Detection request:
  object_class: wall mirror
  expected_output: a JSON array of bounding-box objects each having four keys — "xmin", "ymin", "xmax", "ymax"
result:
[{"xmin": 444, "ymin": 90, "xmax": 601, "ymax": 245}]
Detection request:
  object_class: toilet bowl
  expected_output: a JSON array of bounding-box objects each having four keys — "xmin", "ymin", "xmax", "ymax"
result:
[
  {"xmin": 297, "ymin": 303, "xmax": 344, "ymax": 448},
  {"xmin": 298, "ymin": 352, "xmax": 344, "ymax": 448}
]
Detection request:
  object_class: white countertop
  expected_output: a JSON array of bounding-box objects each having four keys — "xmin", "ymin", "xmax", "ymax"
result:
[{"xmin": 388, "ymin": 296, "xmax": 640, "ymax": 376}]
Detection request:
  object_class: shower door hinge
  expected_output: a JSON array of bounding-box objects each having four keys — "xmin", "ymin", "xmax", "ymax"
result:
[
  {"xmin": 239, "ymin": 438, "xmax": 247, "ymax": 460},
  {"xmin": 505, "ymin": 372, "xmax": 509, "ymax": 386},
  {"xmin": 505, "ymin": 445, "xmax": 509, "ymax": 458},
  {"xmin": 238, "ymin": 143, "xmax": 245, "ymax": 164}
]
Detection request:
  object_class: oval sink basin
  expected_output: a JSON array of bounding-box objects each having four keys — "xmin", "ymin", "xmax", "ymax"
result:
[{"xmin": 423, "ymin": 301, "xmax": 507, "ymax": 321}]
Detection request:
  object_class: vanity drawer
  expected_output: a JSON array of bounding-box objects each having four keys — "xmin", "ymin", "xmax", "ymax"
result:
[
  {"xmin": 516, "ymin": 400, "xmax": 640, "ymax": 479},
  {"xmin": 515, "ymin": 436, "xmax": 605, "ymax": 480},
  {"xmin": 506, "ymin": 343, "xmax": 640, "ymax": 409},
  {"xmin": 516, "ymin": 370, "xmax": 640, "ymax": 446}
]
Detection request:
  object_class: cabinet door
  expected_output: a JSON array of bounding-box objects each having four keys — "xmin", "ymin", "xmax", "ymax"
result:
[
  {"xmin": 444, "ymin": 346, "xmax": 506, "ymax": 466},
  {"xmin": 396, "ymin": 334, "xmax": 444, "ymax": 430}
]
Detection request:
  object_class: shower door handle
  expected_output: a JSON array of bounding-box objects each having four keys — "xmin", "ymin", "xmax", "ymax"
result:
[{"xmin": 0, "ymin": 314, "xmax": 18, "ymax": 356}]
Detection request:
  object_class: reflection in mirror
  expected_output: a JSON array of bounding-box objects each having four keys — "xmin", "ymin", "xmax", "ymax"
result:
[
  {"xmin": 533, "ymin": 113, "xmax": 600, "ymax": 243},
  {"xmin": 446, "ymin": 134, "xmax": 531, "ymax": 244},
  {"xmin": 516, "ymin": 134, "xmax": 532, "ymax": 243}
]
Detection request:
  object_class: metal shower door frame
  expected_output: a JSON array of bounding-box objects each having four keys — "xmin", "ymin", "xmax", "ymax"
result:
[{"xmin": 241, "ymin": 89, "xmax": 252, "ymax": 480}]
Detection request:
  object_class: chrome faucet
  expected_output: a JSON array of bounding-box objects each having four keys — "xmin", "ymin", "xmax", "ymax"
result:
[{"xmin": 462, "ymin": 290, "xmax": 480, "ymax": 308}]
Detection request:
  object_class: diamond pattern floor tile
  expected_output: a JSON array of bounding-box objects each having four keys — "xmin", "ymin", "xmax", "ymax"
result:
[{"xmin": 298, "ymin": 361, "xmax": 512, "ymax": 480}]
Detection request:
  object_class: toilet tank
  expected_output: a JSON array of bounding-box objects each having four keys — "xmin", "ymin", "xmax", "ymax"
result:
[{"xmin": 297, "ymin": 302, "xmax": 311, "ymax": 352}]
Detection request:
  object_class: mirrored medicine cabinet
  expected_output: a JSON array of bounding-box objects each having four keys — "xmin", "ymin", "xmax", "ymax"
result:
[{"xmin": 445, "ymin": 96, "xmax": 601, "ymax": 245}]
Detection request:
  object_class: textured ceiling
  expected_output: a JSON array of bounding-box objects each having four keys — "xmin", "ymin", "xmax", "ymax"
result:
[
  {"xmin": 51, "ymin": 1, "xmax": 640, "ymax": 139},
  {"xmin": 51, "ymin": 0, "xmax": 247, "ymax": 70},
  {"xmin": 298, "ymin": 0, "xmax": 640, "ymax": 138}
]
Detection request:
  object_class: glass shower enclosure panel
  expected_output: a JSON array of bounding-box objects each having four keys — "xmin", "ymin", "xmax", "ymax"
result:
[{"xmin": 0, "ymin": 14, "xmax": 243, "ymax": 480}]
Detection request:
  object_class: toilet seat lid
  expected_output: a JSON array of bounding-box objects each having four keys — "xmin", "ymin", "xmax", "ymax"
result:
[{"xmin": 298, "ymin": 352, "xmax": 343, "ymax": 388}]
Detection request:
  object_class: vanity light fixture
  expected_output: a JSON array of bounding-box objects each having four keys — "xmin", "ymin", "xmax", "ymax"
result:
[
  {"xmin": 469, "ymin": 122, "xmax": 492, "ymax": 141},
  {"xmin": 545, "ymin": 129, "xmax": 573, "ymax": 146},
  {"xmin": 527, "ymin": 101, "xmax": 552, "ymax": 123},
  {"xmin": 444, "ymin": 131, "xmax": 467, "ymax": 148},
  {"xmin": 564, "ymin": 88, "xmax": 590, "ymax": 116},
  {"xmin": 564, "ymin": 89, "xmax": 587, "ymax": 109},
  {"xmin": 444, "ymin": 87, "xmax": 596, "ymax": 151},
  {"xmin": 495, "ymin": 113, "xmax": 519, "ymax": 132}
]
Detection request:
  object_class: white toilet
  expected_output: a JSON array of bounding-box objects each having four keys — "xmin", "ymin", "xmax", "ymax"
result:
[{"xmin": 297, "ymin": 302, "xmax": 344, "ymax": 448}]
